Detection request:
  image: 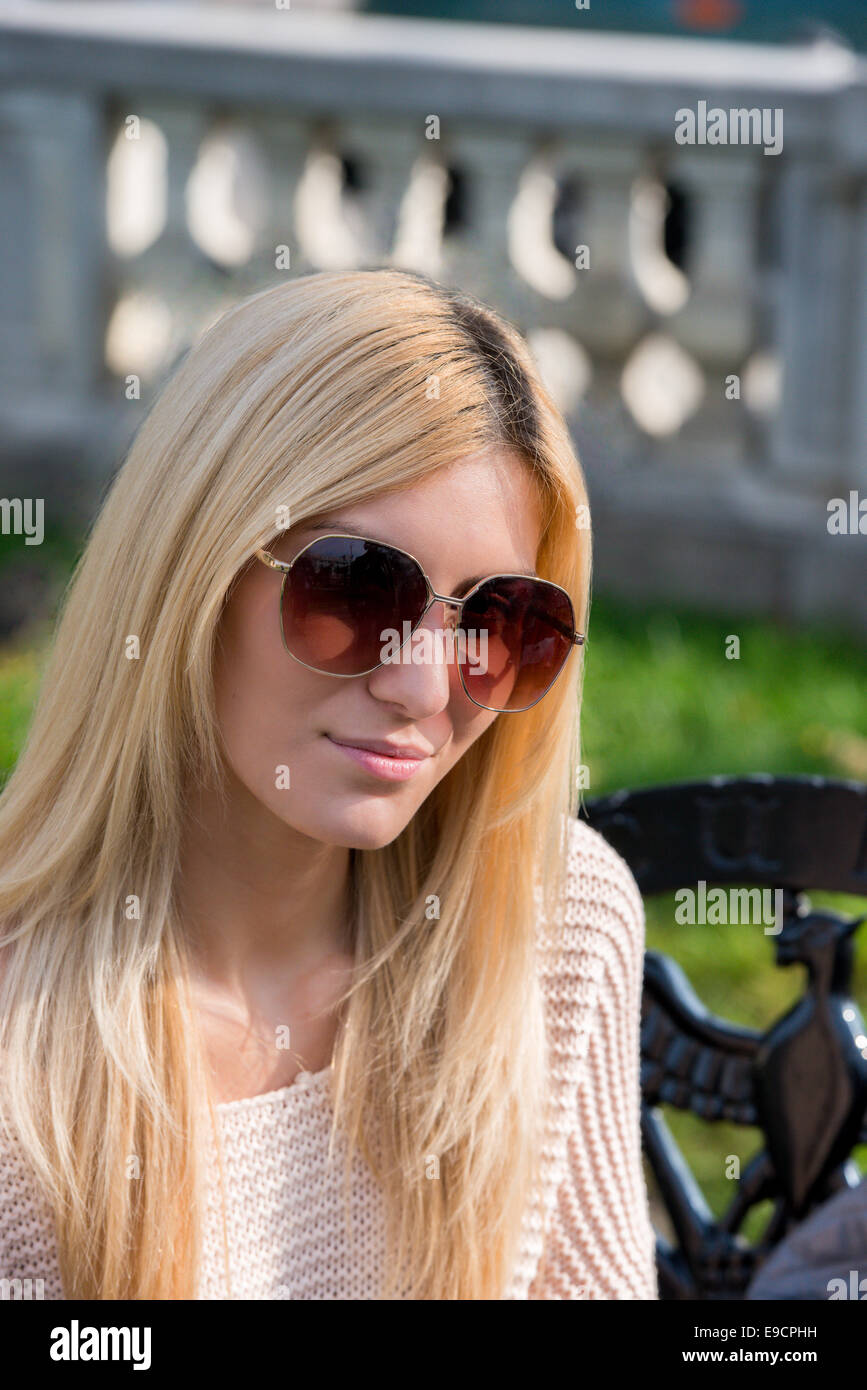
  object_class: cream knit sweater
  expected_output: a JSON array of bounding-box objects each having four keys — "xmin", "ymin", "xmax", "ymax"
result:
[{"xmin": 0, "ymin": 817, "xmax": 658, "ymax": 1300}]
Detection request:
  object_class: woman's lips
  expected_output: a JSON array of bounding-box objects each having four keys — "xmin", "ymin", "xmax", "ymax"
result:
[{"xmin": 325, "ymin": 736, "xmax": 429, "ymax": 782}]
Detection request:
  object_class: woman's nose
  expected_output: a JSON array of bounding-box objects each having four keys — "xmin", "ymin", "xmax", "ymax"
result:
[{"xmin": 366, "ymin": 598, "xmax": 462, "ymax": 713}]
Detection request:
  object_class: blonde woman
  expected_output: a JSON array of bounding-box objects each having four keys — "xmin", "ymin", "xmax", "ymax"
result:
[{"xmin": 0, "ymin": 268, "xmax": 657, "ymax": 1301}]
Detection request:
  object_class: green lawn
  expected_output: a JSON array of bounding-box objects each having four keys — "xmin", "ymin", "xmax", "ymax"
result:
[
  {"xmin": 0, "ymin": 638, "xmax": 46, "ymax": 781},
  {"xmin": 2, "ymin": 589, "xmax": 866, "ymax": 1234}
]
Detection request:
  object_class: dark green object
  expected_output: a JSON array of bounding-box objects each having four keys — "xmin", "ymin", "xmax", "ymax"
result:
[{"xmin": 363, "ymin": 0, "xmax": 866, "ymax": 52}]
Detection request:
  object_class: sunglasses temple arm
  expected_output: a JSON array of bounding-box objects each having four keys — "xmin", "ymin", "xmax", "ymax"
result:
[{"xmin": 527, "ymin": 603, "xmax": 584, "ymax": 645}]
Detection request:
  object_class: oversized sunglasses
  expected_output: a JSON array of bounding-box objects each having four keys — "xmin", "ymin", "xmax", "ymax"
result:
[{"xmin": 254, "ymin": 533, "xmax": 585, "ymax": 713}]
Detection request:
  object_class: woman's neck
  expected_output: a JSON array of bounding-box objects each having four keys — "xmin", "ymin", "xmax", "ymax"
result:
[
  {"xmin": 176, "ymin": 769, "xmax": 357, "ymax": 1102},
  {"xmin": 177, "ymin": 768, "xmax": 354, "ymax": 989}
]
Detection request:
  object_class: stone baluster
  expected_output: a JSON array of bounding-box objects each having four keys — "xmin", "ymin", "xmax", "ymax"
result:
[
  {"xmin": 769, "ymin": 157, "xmax": 857, "ymax": 490},
  {"xmin": 118, "ymin": 98, "xmax": 213, "ymax": 350},
  {"xmin": 665, "ymin": 148, "xmax": 760, "ymax": 367},
  {"xmin": 544, "ymin": 137, "xmax": 649, "ymax": 357},
  {"xmin": 332, "ymin": 116, "xmax": 425, "ymax": 266},
  {"xmin": 437, "ymin": 124, "xmax": 536, "ymax": 325},
  {"xmin": 0, "ymin": 88, "xmax": 105, "ymax": 402},
  {"xmin": 251, "ymin": 114, "xmax": 318, "ymax": 280}
]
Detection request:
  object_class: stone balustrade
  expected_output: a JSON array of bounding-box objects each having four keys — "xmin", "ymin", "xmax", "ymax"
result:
[{"xmin": 1, "ymin": 3, "xmax": 866, "ymax": 628}]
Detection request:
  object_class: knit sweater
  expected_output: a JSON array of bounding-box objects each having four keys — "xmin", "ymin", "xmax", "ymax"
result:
[{"xmin": 0, "ymin": 816, "xmax": 658, "ymax": 1300}]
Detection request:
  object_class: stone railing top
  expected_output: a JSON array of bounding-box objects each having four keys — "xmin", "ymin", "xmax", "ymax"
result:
[{"xmin": 1, "ymin": 2, "xmax": 866, "ymax": 154}]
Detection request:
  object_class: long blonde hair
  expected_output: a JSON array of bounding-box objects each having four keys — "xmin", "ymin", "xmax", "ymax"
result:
[{"xmin": 0, "ymin": 268, "xmax": 591, "ymax": 1299}]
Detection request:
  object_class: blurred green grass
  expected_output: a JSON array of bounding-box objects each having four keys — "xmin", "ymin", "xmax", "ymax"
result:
[
  {"xmin": 1, "ymin": 587, "xmax": 866, "ymax": 1233},
  {"xmin": 0, "ymin": 640, "xmax": 46, "ymax": 781},
  {"xmin": 582, "ymin": 599, "xmax": 867, "ymax": 793}
]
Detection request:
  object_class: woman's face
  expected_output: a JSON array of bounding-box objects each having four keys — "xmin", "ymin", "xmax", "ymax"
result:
[{"xmin": 213, "ymin": 449, "xmax": 543, "ymax": 850}]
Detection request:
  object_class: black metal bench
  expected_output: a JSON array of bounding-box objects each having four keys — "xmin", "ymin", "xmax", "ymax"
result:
[{"xmin": 580, "ymin": 775, "xmax": 867, "ymax": 1300}]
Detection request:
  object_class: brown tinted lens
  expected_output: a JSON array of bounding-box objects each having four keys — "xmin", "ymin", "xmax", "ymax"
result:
[
  {"xmin": 459, "ymin": 577, "xmax": 576, "ymax": 711},
  {"xmin": 280, "ymin": 536, "xmax": 429, "ymax": 675}
]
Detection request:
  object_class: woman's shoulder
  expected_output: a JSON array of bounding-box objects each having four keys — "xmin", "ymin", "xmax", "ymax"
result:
[
  {"xmin": 562, "ymin": 813, "xmax": 645, "ymax": 945},
  {"xmin": 531, "ymin": 815, "xmax": 647, "ymax": 1105},
  {"xmin": 535, "ymin": 816, "xmax": 646, "ymax": 1041}
]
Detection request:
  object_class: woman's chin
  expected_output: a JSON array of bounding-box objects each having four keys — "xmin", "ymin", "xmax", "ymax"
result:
[{"xmin": 282, "ymin": 801, "xmax": 413, "ymax": 851}]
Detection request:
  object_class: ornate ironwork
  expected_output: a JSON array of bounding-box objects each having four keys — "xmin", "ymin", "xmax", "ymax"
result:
[{"xmin": 581, "ymin": 775, "xmax": 867, "ymax": 1300}]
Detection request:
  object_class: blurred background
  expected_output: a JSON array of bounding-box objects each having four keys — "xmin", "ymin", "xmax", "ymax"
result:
[{"xmin": 1, "ymin": 0, "xmax": 866, "ymax": 1227}]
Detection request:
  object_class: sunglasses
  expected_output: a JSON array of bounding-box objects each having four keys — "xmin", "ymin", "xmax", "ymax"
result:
[{"xmin": 254, "ymin": 533, "xmax": 585, "ymax": 713}]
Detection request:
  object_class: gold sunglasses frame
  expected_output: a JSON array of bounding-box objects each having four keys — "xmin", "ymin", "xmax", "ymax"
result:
[{"xmin": 254, "ymin": 532, "xmax": 585, "ymax": 713}]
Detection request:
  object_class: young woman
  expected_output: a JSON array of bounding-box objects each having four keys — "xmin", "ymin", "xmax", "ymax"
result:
[{"xmin": 0, "ymin": 268, "xmax": 657, "ymax": 1300}]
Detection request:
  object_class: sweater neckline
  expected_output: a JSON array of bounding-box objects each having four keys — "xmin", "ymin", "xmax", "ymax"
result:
[{"xmin": 214, "ymin": 1064, "xmax": 332, "ymax": 1114}]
